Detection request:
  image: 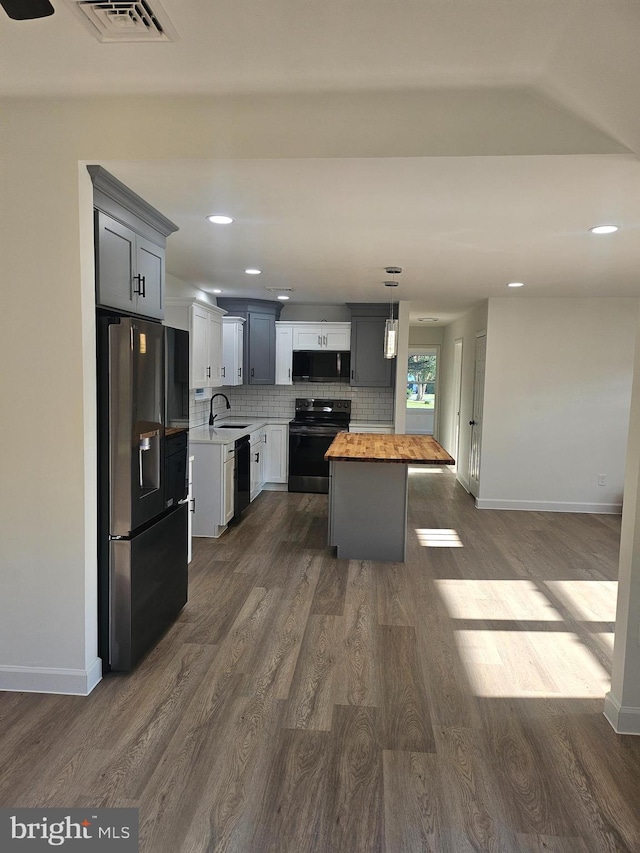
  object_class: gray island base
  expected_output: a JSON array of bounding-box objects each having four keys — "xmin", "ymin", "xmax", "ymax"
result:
[
  {"xmin": 328, "ymin": 460, "xmax": 409, "ymax": 562},
  {"xmin": 325, "ymin": 433, "xmax": 455, "ymax": 563}
]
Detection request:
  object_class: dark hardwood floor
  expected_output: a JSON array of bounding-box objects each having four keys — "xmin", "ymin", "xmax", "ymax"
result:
[{"xmin": 2, "ymin": 469, "xmax": 640, "ymax": 852}]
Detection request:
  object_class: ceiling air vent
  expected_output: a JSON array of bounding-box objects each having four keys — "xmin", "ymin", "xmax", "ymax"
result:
[
  {"xmin": 264, "ymin": 287, "xmax": 295, "ymax": 292},
  {"xmin": 67, "ymin": 0, "xmax": 178, "ymax": 43}
]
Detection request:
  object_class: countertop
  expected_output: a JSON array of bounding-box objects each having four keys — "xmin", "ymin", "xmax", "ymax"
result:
[
  {"xmin": 325, "ymin": 433, "xmax": 455, "ymax": 465},
  {"xmin": 166, "ymin": 426, "xmax": 189, "ymax": 437},
  {"xmin": 188, "ymin": 417, "xmax": 290, "ymax": 445}
]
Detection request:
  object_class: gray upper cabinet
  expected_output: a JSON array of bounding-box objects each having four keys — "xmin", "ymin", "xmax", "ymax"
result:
[
  {"xmin": 95, "ymin": 212, "xmax": 165, "ymax": 320},
  {"xmin": 135, "ymin": 235, "xmax": 165, "ymax": 320},
  {"xmin": 348, "ymin": 304, "xmax": 394, "ymax": 387},
  {"xmin": 248, "ymin": 312, "xmax": 275, "ymax": 383},
  {"xmin": 95, "ymin": 212, "xmax": 136, "ymax": 315},
  {"xmin": 216, "ymin": 298, "xmax": 283, "ymax": 385},
  {"xmin": 89, "ymin": 166, "xmax": 178, "ymax": 320}
]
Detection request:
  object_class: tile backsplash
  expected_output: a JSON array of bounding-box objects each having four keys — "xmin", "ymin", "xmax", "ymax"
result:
[{"xmin": 190, "ymin": 383, "xmax": 394, "ymax": 427}]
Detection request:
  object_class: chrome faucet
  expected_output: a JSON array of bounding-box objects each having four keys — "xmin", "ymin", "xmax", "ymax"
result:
[{"xmin": 209, "ymin": 392, "xmax": 231, "ymax": 425}]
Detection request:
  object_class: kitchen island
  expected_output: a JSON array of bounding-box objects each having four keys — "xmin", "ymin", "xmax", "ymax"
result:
[{"xmin": 325, "ymin": 433, "xmax": 454, "ymax": 561}]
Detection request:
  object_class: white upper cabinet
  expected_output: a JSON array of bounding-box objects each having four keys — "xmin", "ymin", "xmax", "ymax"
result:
[
  {"xmin": 276, "ymin": 321, "xmax": 350, "ymax": 385},
  {"xmin": 275, "ymin": 324, "xmax": 294, "ymax": 385},
  {"xmin": 291, "ymin": 323, "xmax": 350, "ymax": 351},
  {"xmin": 165, "ymin": 298, "xmax": 226, "ymax": 389},
  {"xmin": 222, "ymin": 316, "xmax": 245, "ymax": 386}
]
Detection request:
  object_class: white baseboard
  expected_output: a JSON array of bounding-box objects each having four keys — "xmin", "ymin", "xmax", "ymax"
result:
[
  {"xmin": 0, "ymin": 657, "xmax": 102, "ymax": 696},
  {"xmin": 604, "ymin": 692, "xmax": 640, "ymax": 735},
  {"xmin": 475, "ymin": 498, "xmax": 622, "ymax": 514}
]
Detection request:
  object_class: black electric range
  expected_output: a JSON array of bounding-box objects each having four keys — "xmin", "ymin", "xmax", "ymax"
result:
[{"xmin": 288, "ymin": 398, "xmax": 351, "ymax": 493}]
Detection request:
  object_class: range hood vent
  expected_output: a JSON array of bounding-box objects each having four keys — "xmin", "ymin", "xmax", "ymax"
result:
[{"xmin": 67, "ymin": 0, "xmax": 178, "ymax": 42}]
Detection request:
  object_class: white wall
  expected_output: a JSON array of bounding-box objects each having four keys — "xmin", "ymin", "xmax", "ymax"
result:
[
  {"xmin": 165, "ymin": 273, "xmax": 217, "ymax": 306},
  {"xmin": 0, "ymin": 130, "xmax": 101, "ymax": 693},
  {"xmin": 439, "ymin": 302, "xmax": 489, "ymax": 490},
  {"xmin": 409, "ymin": 326, "xmax": 444, "ymax": 347},
  {"xmin": 479, "ymin": 297, "xmax": 637, "ymax": 512},
  {"xmin": 606, "ymin": 305, "xmax": 640, "ymax": 733}
]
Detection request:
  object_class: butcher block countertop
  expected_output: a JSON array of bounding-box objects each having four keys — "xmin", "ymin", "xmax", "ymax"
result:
[{"xmin": 325, "ymin": 432, "xmax": 455, "ymax": 465}]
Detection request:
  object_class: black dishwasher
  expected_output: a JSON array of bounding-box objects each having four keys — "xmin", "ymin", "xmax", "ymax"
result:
[{"xmin": 234, "ymin": 435, "xmax": 251, "ymax": 520}]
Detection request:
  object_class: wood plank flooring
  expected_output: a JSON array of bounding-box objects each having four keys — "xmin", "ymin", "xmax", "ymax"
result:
[{"xmin": 2, "ymin": 470, "xmax": 640, "ymax": 852}]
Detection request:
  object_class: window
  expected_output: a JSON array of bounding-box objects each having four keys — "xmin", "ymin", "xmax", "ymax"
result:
[{"xmin": 406, "ymin": 347, "xmax": 438, "ymax": 435}]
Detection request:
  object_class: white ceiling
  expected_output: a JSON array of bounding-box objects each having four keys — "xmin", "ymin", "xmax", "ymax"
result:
[{"xmin": 4, "ymin": 0, "xmax": 640, "ymax": 323}]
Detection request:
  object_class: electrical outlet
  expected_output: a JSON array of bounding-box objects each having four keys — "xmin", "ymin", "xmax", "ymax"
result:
[{"xmin": 598, "ymin": 474, "xmax": 606, "ymax": 486}]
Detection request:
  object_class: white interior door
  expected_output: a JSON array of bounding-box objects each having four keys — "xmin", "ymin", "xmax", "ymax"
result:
[
  {"xmin": 452, "ymin": 338, "xmax": 463, "ymax": 472},
  {"xmin": 468, "ymin": 333, "xmax": 486, "ymax": 498}
]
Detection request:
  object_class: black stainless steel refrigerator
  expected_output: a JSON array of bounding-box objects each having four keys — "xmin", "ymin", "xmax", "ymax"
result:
[{"xmin": 97, "ymin": 312, "xmax": 188, "ymax": 672}]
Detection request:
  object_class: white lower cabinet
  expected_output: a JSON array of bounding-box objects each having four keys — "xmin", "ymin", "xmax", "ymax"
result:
[
  {"xmin": 192, "ymin": 423, "xmax": 288, "ymax": 536},
  {"xmin": 223, "ymin": 454, "xmax": 235, "ymax": 523},
  {"xmin": 250, "ymin": 431, "xmax": 265, "ymax": 501},
  {"xmin": 263, "ymin": 424, "xmax": 288, "ymax": 483},
  {"xmin": 192, "ymin": 441, "xmax": 236, "ymax": 538}
]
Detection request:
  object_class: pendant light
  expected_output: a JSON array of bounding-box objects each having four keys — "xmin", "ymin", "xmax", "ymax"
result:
[{"xmin": 383, "ymin": 266, "xmax": 401, "ymax": 359}]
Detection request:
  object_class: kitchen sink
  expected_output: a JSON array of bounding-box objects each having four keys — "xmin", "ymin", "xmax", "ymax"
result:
[{"xmin": 216, "ymin": 424, "xmax": 250, "ymax": 429}]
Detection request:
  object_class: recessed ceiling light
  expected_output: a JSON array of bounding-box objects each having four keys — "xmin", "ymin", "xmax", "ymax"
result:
[
  {"xmin": 507, "ymin": 282, "xmax": 525, "ymax": 288},
  {"xmin": 212, "ymin": 289, "xmax": 223, "ymax": 294},
  {"xmin": 589, "ymin": 224, "xmax": 618, "ymax": 234},
  {"xmin": 417, "ymin": 317, "xmax": 438, "ymax": 322},
  {"xmin": 245, "ymin": 268, "xmax": 261, "ymax": 275},
  {"xmin": 277, "ymin": 295, "xmax": 290, "ymax": 301},
  {"xmin": 207, "ymin": 215, "xmax": 233, "ymax": 225}
]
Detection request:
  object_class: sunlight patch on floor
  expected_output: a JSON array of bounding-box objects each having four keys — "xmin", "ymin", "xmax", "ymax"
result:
[
  {"xmin": 435, "ymin": 579, "xmax": 614, "ymax": 698},
  {"xmin": 453, "ymin": 630, "xmax": 611, "ymax": 698},
  {"xmin": 435, "ymin": 579, "xmax": 563, "ymax": 620},
  {"xmin": 415, "ymin": 528, "xmax": 463, "ymax": 547},
  {"xmin": 544, "ymin": 580, "xmax": 618, "ymax": 623}
]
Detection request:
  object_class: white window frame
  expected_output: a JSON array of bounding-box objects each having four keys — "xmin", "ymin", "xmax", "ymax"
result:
[{"xmin": 406, "ymin": 345, "xmax": 440, "ymax": 439}]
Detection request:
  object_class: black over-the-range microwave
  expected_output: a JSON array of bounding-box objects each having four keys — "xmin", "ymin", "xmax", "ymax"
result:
[{"xmin": 292, "ymin": 350, "xmax": 351, "ymax": 382}]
